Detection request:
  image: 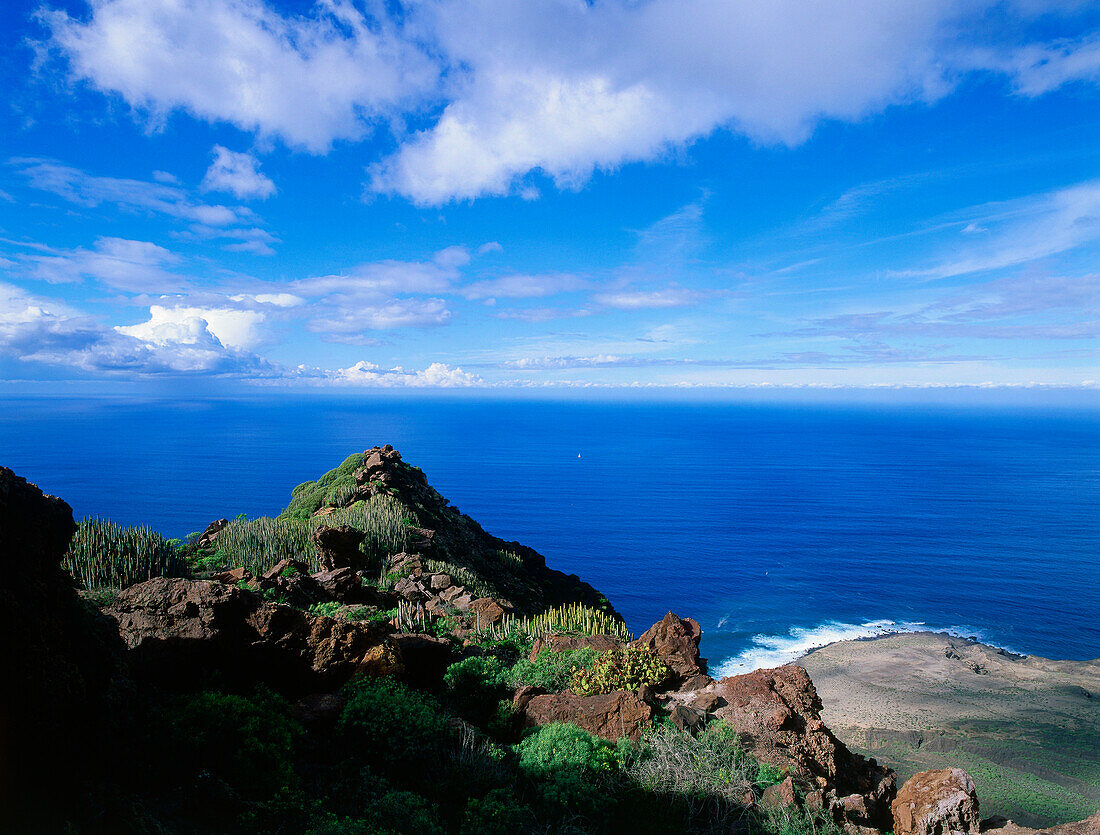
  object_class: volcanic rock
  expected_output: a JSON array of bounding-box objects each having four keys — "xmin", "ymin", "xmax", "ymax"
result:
[
  {"xmin": 107, "ymin": 576, "xmax": 397, "ymax": 693},
  {"xmin": 521, "ymin": 689, "xmax": 654, "ymax": 740},
  {"xmin": 710, "ymin": 664, "xmax": 895, "ymax": 829},
  {"xmin": 197, "ymin": 517, "xmax": 228, "ymax": 548},
  {"xmin": 892, "ymin": 768, "xmax": 981, "ymax": 835},
  {"xmin": 313, "ymin": 524, "xmax": 367, "ymax": 571},
  {"xmin": 631, "ymin": 611, "xmax": 707, "ymax": 681}
]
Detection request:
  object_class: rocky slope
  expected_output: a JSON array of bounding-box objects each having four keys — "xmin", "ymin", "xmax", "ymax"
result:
[{"xmin": 4, "ymin": 451, "xmax": 1098, "ymax": 834}]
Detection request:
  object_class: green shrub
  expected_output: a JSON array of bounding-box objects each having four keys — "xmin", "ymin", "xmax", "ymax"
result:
[
  {"xmin": 508, "ymin": 647, "xmax": 601, "ymax": 691},
  {"xmin": 338, "ymin": 678, "xmax": 451, "ymax": 778},
  {"xmin": 63, "ymin": 516, "xmax": 186, "ymax": 590},
  {"xmin": 281, "ymin": 453, "xmax": 367, "ymax": 520},
  {"xmin": 444, "ymin": 656, "xmax": 510, "ymax": 724},
  {"xmin": 570, "ymin": 646, "xmax": 671, "ymax": 696},
  {"xmin": 514, "ymin": 723, "xmax": 630, "ymax": 776},
  {"xmin": 754, "ymin": 803, "xmax": 844, "ymax": 835},
  {"xmin": 461, "ymin": 789, "xmax": 535, "ymax": 835},
  {"xmin": 309, "ymin": 601, "xmax": 342, "ymax": 618},
  {"xmin": 162, "ymin": 688, "xmax": 303, "ymax": 802},
  {"xmin": 306, "ymin": 790, "xmax": 445, "ymax": 835}
]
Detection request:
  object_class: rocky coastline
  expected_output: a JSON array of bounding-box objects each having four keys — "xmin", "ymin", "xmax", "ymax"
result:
[{"xmin": 4, "ymin": 448, "xmax": 1098, "ymax": 834}]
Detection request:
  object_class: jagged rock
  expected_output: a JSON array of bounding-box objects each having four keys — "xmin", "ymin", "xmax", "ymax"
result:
[
  {"xmin": 313, "ymin": 524, "xmax": 368, "ymax": 571},
  {"xmin": 631, "ymin": 612, "xmax": 707, "ymax": 681},
  {"xmin": 212, "ymin": 566, "xmax": 251, "ymax": 584},
  {"xmin": 197, "ymin": 517, "xmax": 228, "ymax": 548},
  {"xmin": 529, "ymin": 632, "xmax": 623, "ymax": 661},
  {"xmin": 710, "ymin": 664, "xmax": 895, "ymax": 829},
  {"xmin": 690, "ymin": 691, "xmax": 722, "ymax": 713},
  {"xmin": 1, "ymin": 466, "xmax": 127, "ymax": 828},
  {"xmin": 262, "ymin": 558, "xmax": 310, "ymax": 581},
  {"xmin": 669, "ymin": 702, "xmax": 707, "ymax": 733},
  {"xmin": 512, "ymin": 684, "xmax": 547, "ymax": 712},
  {"xmin": 521, "ymin": 689, "xmax": 654, "ymax": 740},
  {"xmin": 893, "ymin": 768, "xmax": 980, "ymax": 835},
  {"xmin": 389, "ymin": 632, "xmax": 453, "ymax": 690},
  {"xmin": 761, "ymin": 776, "xmax": 798, "ymax": 808},
  {"xmin": 107, "ymin": 576, "xmax": 397, "ymax": 693},
  {"xmin": 312, "ymin": 567, "xmax": 362, "ymax": 601}
]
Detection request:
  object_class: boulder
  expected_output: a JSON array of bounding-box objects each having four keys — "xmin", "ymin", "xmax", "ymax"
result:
[
  {"xmin": 521, "ymin": 689, "xmax": 654, "ymax": 741},
  {"xmin": 761, "ymin": 776, "xmax": 798, "ymax": 808},
  {"xmin": 262, "ymin": 558, "xmax": 310, "ymax": 581},
  {"xmin": 711, "ymin": 664, "xmax": 895, "ymax": 829},
  {"xmin": 197, "ymin": 517, "xmax": 228, "ymax": 548},
  {"xmin": 669, "ymin": 702, "xmax": 707, "ymax": 733},
  {"xmin": 529, "ymin": 632, "xmax": 622, "ymax": 662},
  {"xmin": 892, "ymin": 768, "xmax": 980, "ymax": 835},
  {"xmin": 312, "ymin": 524, "xmax": 367, "ymax": 571},
  {"xmin": 631, "ymin": 611, "xmax": 707, "ymax": 681},
  {"xmin": 107, "ymin": 576, "xmax": 397, "ymax": 693},
  {"xmin": 468, "ymin": 596, "xmax": 510, "ymax": 626}
]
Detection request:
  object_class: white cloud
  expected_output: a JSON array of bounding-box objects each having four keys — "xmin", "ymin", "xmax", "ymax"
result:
[
  {"xmin": 462, "ymin": 272, "xmax": 587, "ymax": 300},
  {"xmin": 229, "ymin": 292, "xmax": 304, "ymax": 308},
  {"xmin": 593, "ymin": 286, "xmax": 704, "ymax": 310},
  {"xmin": 44, "ymin": 0, "xmax": 439, "ymax": 152},
  {"xmin": 117, "ymin": 304, "xmax": 267, "ymax": 349},
  {"xmin": 28, "ymin": 237, "xmax": 185, "ymax": 293},
  {"xmin": 330, "ymin": 360, "xmax": 481, "ymax": 387},
  {"xmin": 201, "ymin": 145, "xmax": 276, "ymax": 200}
]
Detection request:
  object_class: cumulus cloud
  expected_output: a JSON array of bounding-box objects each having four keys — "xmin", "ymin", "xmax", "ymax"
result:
[
  {"xmin": 116, "ymin": 304, "xmax": 267, "ymax": 350},
  {"xmin": 327, "ymin": 360, "xmax": 482, "ymax": 387},
  {"xmin": 44, "ymin": 0, "xmax": 1100, "ymax": 205},
  {"xmin": 43, "ymin": 0, "xmax": 439, "ymax": 152},
  {"xmin": 201, "ymin": 145, "xmax": 276, "ymax": 200}
]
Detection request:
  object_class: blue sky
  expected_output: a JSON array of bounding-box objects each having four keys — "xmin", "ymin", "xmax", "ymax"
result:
[{"xmin": 1, "ymin": 0, "xmax": 1099, "ymax": 392}]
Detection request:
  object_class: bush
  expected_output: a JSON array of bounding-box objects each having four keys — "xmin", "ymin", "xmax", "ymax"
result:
[
  {"xmin": 63, "ymin": 516, "xmax": 186, "ymax": 590},
  {"xmin": 444, "ymin": 656, "xmax": 510, "ymax": 724},
  {"xmin": 161, "ymin": 688, "xmax": 303, "ymax": 803},
  {"xmin": 306, "ymin": 790, "xmax": 445, "ymax": 835},
  {"xmin": 514, "ymin": 723, "xmax": 630, "ymax": 776},
  {"xmin": 484, "ymin": 602, "xmax": 633, "ymax": 642},
  {"xmin": 461, "ymin": 789, "xmax": 535, "ymax": 835},
  {"xmin": 508, "ymin": 647, "xmax": 600, "ymax": 692},
  {"xmin": 338, "ymin": 678, "xmax": 452, "ymax": 779},
  {"xmin": 309, "ymin": 601, "xmax": 342, "ymax": 618},
  {"xmin": 570, "ymin": 646, "xmax": 671, "ymax": 695}
]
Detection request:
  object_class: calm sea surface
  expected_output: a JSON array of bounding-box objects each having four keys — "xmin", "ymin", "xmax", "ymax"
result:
[{"xmin": 2, "ymin": 396, "xmax": 1098, "ymax": 671}]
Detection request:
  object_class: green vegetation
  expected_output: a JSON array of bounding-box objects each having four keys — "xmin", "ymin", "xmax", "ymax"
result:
[
  {"xmin": 63, "ymin": 516, "xmax": 186, "ymax": 590},
  {"xmin": 509, "ymin": 647, "xmax": 601, "ymax": 691},
  {"xmin": 308, "ymin": 601, "xmax": 343, "ymax": 618},
  {"xmin": 570, "ymin": 646, "xmax": 671, "ymax": 696},
  {"xmin": 215, "ymin": 515, "xmax": 317, "ymax": 574},
  {"xmin": 281, "ymin": 453, "xmax": 368, "ymax": 520},
  {"xmin": 486, "ymin": 602, "xmax": 635, "ymax": 642}
]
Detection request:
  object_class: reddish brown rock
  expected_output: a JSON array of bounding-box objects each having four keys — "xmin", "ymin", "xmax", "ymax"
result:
[
  {"xmin": 529, "ymin": 632, "xmax": 622, "ymax": 661},
  {"xmin": 981, "ymin": 813, "xmax": 1100, "ymax": 835},
  {"xmin": 262, "ymin": 558, "xmax": 310, "ymax": 581},
  {"xmin": 468, "ymin": 596, "xmax": 510, "ymax": 626},
  {"xmin": 521, "ymin": 689, "xmax": 654, "ymax": 740},
  {"xmin": 761, "ymin": 776, "xmax": 798, "ymax": 808},
  {"xmin": 712, "ymin": 664, "xmax": 895, "ymax": 829},
  {"xmin": 512, "ymin": 684, "xmax": 547, "ymax": 712},
  {"xmin": 107, "ymin": 576, "xmax": 396, "ymax": 693},
  {"xmin": 893, "ymin": 768, "xmax": 980, "ymax": 835},
  {"xmin": 197, "ymin": 517, "xmax": 228, "ymax": 548},
  {"xmin": 312, "ymin": 524, "xmax": 367, "ymax": 571},
  {"xmin": 631, "ymin": 611, "xmax": 707, "ymax": 681}
]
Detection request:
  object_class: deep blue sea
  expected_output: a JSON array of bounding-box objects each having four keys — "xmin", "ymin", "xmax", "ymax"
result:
[{"xmin": 3, "ymin": 395, "xmax": 1098, "ymax": 672}]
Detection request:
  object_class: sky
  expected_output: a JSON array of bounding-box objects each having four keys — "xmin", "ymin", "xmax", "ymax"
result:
[{"xmin": 1, "ymin": 0, "xmax": 1099, "ymax": 393}]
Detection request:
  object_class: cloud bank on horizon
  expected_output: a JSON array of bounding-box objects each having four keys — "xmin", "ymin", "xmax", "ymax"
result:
[{"xmin": 0, "ymin": 0, "xmax": 1098, "ymax": 390}]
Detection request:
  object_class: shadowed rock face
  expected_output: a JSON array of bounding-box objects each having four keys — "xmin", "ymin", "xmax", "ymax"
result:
[
  {"xmin": 630, "ymin": 611, "xmax": 708, "ymax": 684},
  {"xmin": 1, "ymin": 467, "xmax": 127, "ymax": 829},
  {"xmin": 708, "ymin": 664, "xmax": 896, "ymax": 831},
  {"xmin": 107, "ymin": 576, "xmax": 399, "ymax": 694}
]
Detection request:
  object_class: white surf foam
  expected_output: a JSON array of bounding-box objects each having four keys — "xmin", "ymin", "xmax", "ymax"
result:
[{"xmin": 712, "ymin": 619, "xmax": 1011, "ymax": 676}]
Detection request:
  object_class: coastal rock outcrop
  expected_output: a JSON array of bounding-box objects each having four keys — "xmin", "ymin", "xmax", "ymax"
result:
[
  {"xmin": 983, "ymin": 813, "xmax": 1100, "ymax": 835},
  {"xmin": 631, "ymin": 611, "xmax": 709, "ymax": 685},
  {"xmin": 107, "ymin": 576, "xmax": 399, "ymax": 693},
  {"xmin": 892, "ymin": 768, "xmax": 982, "ymax": 835},
  {"xmin": 709, "ymin": 664, "xmax": 896, "ymax": 830},
  {"xmin": 520, "ymin": 689, "xmax": 654, "ymax": 740}
]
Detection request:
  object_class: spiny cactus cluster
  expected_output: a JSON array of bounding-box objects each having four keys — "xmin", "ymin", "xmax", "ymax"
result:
[{"xmin": 63, "ymin": 516, "xmax": 185, "ymax": 590}]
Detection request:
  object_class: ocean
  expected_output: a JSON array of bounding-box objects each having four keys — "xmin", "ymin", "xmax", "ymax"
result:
[{"xmin": 3, "ymin": 395, "xmax": 1098, "ymax": 672}]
